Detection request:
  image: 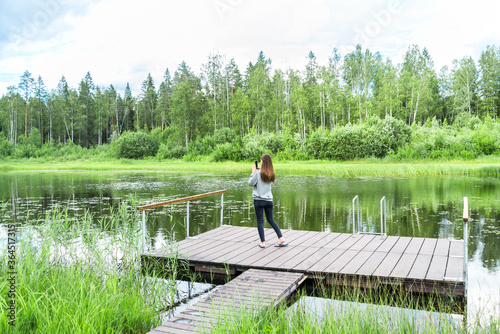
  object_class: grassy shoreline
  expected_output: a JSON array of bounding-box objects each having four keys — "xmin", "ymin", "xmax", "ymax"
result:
[
  {"xmin": 0, "ymin": 157, "xmax": 500, "ymax": 176},
  {"xmin": 1, "ymin": 200, "xmax": 499, "ymax": 333}
]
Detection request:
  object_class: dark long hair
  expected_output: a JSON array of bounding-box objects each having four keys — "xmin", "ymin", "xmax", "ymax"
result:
[{"xmin": 260, "ymin": 154, "xmax": 275, "ymax": 183}]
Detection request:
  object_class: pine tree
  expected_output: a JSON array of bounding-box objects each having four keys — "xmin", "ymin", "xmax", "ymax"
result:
[{"xmin": 18, "ymin": 70, "xmax": 34, "ymax": 136}]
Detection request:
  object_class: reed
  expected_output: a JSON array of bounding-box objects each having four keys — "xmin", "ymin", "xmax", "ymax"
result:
[
  {"xmin": 207, "ymin": 280, "xmax": 499, "ymax": 333},
  {"xmin": 0, "ymin": 199, "xmax": 177, "ymax": 334},
  {"xmin": 1, "ymin": 158, "xmax": 500, "ymax": 176}
]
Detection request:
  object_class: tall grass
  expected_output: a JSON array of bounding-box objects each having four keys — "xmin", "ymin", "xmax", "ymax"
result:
[
  {"xmin": 207, "ymin": 281, "xmax": 499, "ymax": 334},
  {"xmin": 0, "ymin": 200, "xmax": 178, "ymax": 334},
  {"xmin": 1, "ymin": 158, "xmax": 500, "ymax": 176}
]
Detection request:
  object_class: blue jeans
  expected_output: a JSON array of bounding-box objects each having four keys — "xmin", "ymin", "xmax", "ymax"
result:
[{"xmin": 254, "ymin": 199, "xmax": 283, "ymax": 242}]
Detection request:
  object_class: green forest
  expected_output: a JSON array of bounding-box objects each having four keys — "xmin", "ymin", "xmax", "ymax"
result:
[{"xmin": 1, "ymin": 44, "xmax": 499, "ymax": 161}]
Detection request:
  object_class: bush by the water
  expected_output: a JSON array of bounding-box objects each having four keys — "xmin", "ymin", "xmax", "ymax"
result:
[
  {"xmin": 113, "ymin": 131, "xmax": 159, "ymax": 159},
  {"xmin": 0, "ymin": 133, "xmax": 12, "ymax": 157},
  {"xmin": 0, "ymin": 115, "xmax": 499, "ymax": 162}
]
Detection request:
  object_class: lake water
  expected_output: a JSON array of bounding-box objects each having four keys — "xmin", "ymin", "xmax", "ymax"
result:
[{"xmin": 0, "ymin": 171, "xmax": 499, "ymax": 325}]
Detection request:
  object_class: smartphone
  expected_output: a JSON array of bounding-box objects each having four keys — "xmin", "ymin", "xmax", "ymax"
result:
[{"xmin": 255, "ymin": 160, "xmax": 258, "ymax": 168}]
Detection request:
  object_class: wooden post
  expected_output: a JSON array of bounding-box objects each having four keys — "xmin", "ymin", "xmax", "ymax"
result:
[
  {"xmin": 142, "ymin": 210, "xmax": 146, "ymax": 253},
  {"xmin": 220, "ymin": 193, "xmax": 224, "ymax": 227},
  {"xmin": 187, "ymin": 201, "xmax": 190, "ymax": 238},
  {"xmin": 463, "ymin": 197, "xmax": 468, "ymax": 329}
]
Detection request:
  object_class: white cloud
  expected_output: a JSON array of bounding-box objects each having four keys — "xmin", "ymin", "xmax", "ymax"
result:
[{"xmin": 1, "ymin": 0, "xmax": 499, "ymax": 96}]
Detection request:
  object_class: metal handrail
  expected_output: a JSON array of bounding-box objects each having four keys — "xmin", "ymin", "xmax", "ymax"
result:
[
  {"xmin": 463, "ymin": 197, "xmax": 469, "ymax": 328},
  {"xmin": 352, "ymin": 195, "xmax": 386, "ymax": 238},
  {"xmin": 137, "ymin": 189, "xmax": 227, "ymax": 252},
  {"xmin": 352, "ymin": 195, "xmax": 360, "ymax": 235},
  {"xmin": 380, "ymin": 196, "xmax": 387, "ymax": 238}
]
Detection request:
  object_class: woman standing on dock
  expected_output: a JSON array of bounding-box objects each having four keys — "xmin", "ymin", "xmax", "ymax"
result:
[{"xmin": 248, "ymin": 154, "xmax": 287, "ymax": 248}]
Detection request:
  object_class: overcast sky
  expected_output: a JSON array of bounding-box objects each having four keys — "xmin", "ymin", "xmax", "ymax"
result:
[{"xmin": 1, "ymin": 0, "xmax": 499, "ymax": 96}]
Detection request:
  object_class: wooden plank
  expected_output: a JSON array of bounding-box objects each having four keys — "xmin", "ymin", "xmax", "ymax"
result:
[
  {"xmin": 355, "ymin": 251, "xmax": 388, "ymax": 276},
  {"xmin": 293, "ymin": 248, "xmax": 333, "ymax": 272},
  {"xmin": 263, "ymin": 246, "xmax": 307, "ymax": 269},
  {"xmin": 155, "ymin": 321, "xmax": 197, "ymax": 332},
  {"xmin": 183, "ymin": 239, "xmax": 238, "ymax": 260},
  {"xmin": 251, "ymin": 245, "xmax": 299, "ymax": 267},
  {"xmin": 225, "ymin": 230, "xmax": 303, "ymax": 267},
  {"xmin": 196, "ymin": 225, "xmax": 246, "ymax": 242},
  {"xmin": 287, "ymin": 231, "xmax": 316, "ymax": 246},
  {"xmin": 358, "ymin": 235, "xmax": 387, "ymax": 252},
  {"xmin": 271, "ymin": 229, "xmax": 305, "ymax": 245},
  {"xmin": 172, "ymin": 239, "xmax": 215, "ymax": 257},
  {"xmin": 444, "ymin": 257, "xmax": 464, "ymax": 281},
  {"xmin": 405, "ymin": 238, "xmax": 424, "ymax": 254},
  {"xmin": 434, "ymin": 239, "xmax": 450, "ymax": 256},
  {"xmin": 312, "ymin": 232, "xmax": 343, "ymax": 248},
  {"xmin": 375, "ymin": 236, "xmax": 400, "ymax": 253},
  {"xmin": 215, "ymin": 226, "xmax": 256, "ymax": 242},
  {"xmin": 350, "ymin": 235, "xmax": 376, "ymax": 251},
  {"xmin": 194, "ymin": 240, "xmax": 247, "ymax": 262},
  {"xmin": 390, "ymin": 253, "xmax": 418, "ymax": 278},
  {"xmin": 217, "ymin": 228, "xmax": 280, "ymax": 263},
  {"xmin": 206, "ymin": 289, "xmax": 275, "ymax": 302},
  {"xmin": 292, "ymin": 231, "xmax": 328, "ymax": 247},
  {"xmin": 449, "ymin": 240, "xmax": 464, "ymax": 257},
  {"xmin": 307, "ymin": 248, "xmax": 347, "ymax": 273},
  {"xmin": 320, "ymin": 233, "xmax": 351, "ymax": 249},
  {"xmin": 339, "ymin": 250, "xmax": 373, "ymax": 275},
  {"xmin": 426, "ymin": 256, "xmax": 448, "ymax": 281},
  {"xmin": 372, "ymin": 252, "xmax": 403, "ymax": 277},
  {"xmin": 247, "ymin": 227, "xmax": 276, "ymax": 243},
  {"xmin": 211, "ymin": 242, "xmax": 261, "ymax": 264},
  {"xmin": 419, "ymin": 239, "xmax": 437, "ymax": 255},
  {"xmin": 170, "ymin": 312, "xmax": 211, "ymax": 325},
  {"xmin": 227, "ymin": 247, "xmax": 274, "ymax": 267},
  {"xmin": 407, "ymin": 254, "xmax": 432, "ymax": 280},
  {"xmin": 335, "ymin": 234, "xmax": 366, "ymax": 250},
  {"xmin": 150, "ymin": 238, "xmax": 199, "ymax": 257},
  {"xmin": 324, "ymin": 249, "xmax": 361, "ymax": 273},
  {"xmin": 189, "ymin": 224, "xmax": 233, "ymax": 240},
  {"xmin": 149, "ymin": 325, "xmax": 195, "ymax": 334},
  {"xmin": 279, "ymin": 246, "xmax": 324, "ymax": 270},
  {"xmin": 390, "ymin": 237, "xmax": 412, "ymax": 253}
]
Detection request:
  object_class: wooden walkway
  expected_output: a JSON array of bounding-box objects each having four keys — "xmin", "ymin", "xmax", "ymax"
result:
[
  {"xmin": 149, "ymin": 269, "xmax": 305, "ymax": 333},
  {"xmin": 143, "ymin": 225, "xmax": 465, "ymax": 296}
]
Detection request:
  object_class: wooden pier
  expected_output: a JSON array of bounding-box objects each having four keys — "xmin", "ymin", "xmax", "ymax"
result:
[
  {"xmin": 149, "ymin": 269, "xmax": 306, "ymax": 333},
  {"xmin": 142, "ymin": 225, "xmax": 465, "ymax": 297},
  {"xmin": 139, "ymin": 193, "xmax": 468, "ymax": 332}
]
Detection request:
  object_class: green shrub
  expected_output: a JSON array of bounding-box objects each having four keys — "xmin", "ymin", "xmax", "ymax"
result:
[
  {"xmin": 374, "ymin": 117, "xmax": 411, "ymax": 152},
  {"xmin": 242, "ymin": 135, "xmax": 266, "ymax": 160},
  {"xmin": 40, "ymin": 141, "xmax": 57, "ymax": 157},
  {"xmin": 213, "ymin": 127, "xmax": 236, "ymax": 145},
  {"xmin": 57, "ymin": 140, "xmax": 85, "ymax": 159},
  {"xmin": 12, "ymin": 129, "xmax": 44, "ymax": 158},
  {"xmin": 113, "ymin": 131, "xmax": 159, "ymax": 159},
  {"xmin": 212, "ymin": 143, "xmax": 233, "ymax": 162},
  {"xmin": 306, "ymin": 130, "xmax": 331, "ymax": 159},
  {"xmin": 472, "ymin": 124, "xmax": 497, "ymax": 155},
  {"xmin": 28, "ymin": 128, "xmax": 42, "ymax": 149},
  {"xmin": 261, "ymin": 132, "xmax": 283, "ymax": 154},
  {"xmin": 0, "ymin": 134, "xmax": 12, "ymax": 157},
  {"xmin": 188, "ymin": 136, "xmax": 214, "ymax": 156},
  {"xmin": 157, "ymin": 144, "xmax": 187, "ymax": 159},
  {"xmin": 330, "ymin": 125, "xmax": 367, "ymax": 160},
  {"xmin": 229, "ymin": 136, "xmax": 244, "ymax": 161}
]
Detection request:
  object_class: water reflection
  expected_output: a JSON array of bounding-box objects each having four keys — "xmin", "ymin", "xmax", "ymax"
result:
[{"xmin": 0, "ymin": 171, "xmax": 499, "ymax": 324}]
